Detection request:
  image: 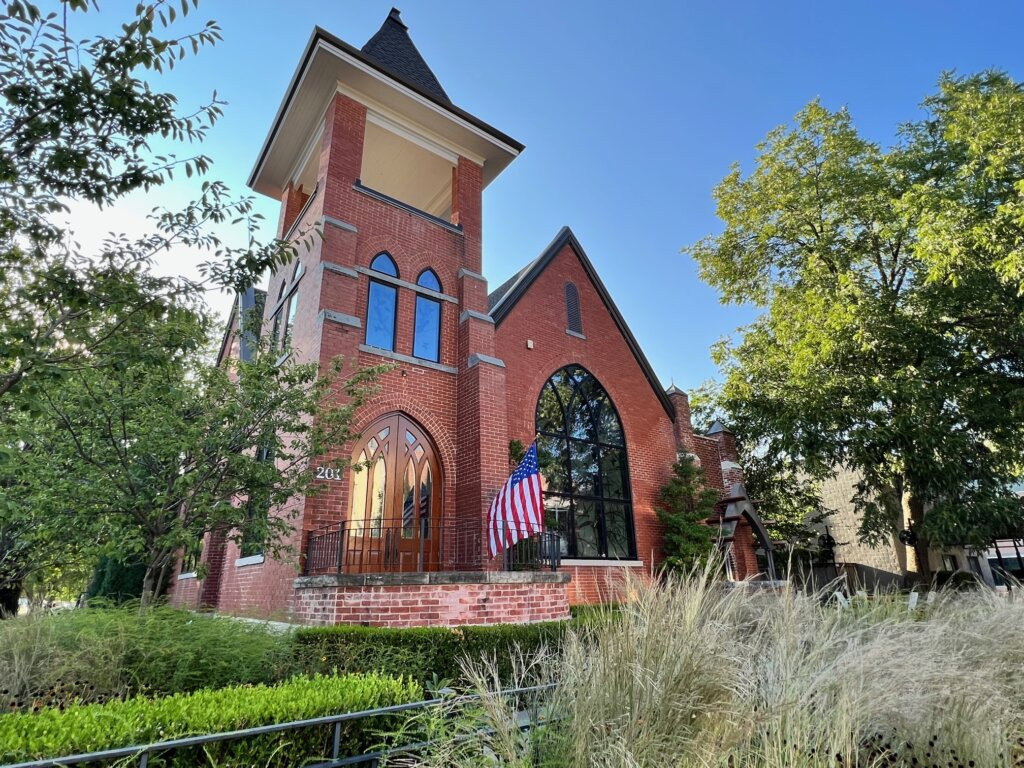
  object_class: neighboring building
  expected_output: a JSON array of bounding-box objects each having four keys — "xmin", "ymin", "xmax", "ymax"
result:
[
  {"xmin": 808, "ymin": 467, "xmax": 996, "ymax": 589},
  {"xmin": 168, "ymin": 9, "xmax": 766, "ymax": 626}
]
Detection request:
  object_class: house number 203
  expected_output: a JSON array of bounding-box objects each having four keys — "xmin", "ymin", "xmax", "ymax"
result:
[{"xmin": 315, "ymin": 466, "xmax": 342, "ymax": 481}]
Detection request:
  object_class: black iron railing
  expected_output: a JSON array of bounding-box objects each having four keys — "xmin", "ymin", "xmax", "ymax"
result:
[{"xmin": 303, "ymin": 523, "xmax": 560, "ymax": 576}]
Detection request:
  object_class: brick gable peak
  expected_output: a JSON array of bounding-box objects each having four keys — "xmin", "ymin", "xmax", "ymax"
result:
[{"xmin": 490, "ymin": 225, "xmax": 676, "ymax": 420}]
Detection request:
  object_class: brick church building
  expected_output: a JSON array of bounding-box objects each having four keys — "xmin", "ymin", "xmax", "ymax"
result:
[{"xmin": 169, "ymin": 9, "xmax": 769, "ymax": 626}]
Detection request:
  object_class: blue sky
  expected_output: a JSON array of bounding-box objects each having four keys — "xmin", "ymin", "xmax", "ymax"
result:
[{"xmin": 67, "ymin": 1, "xmax": 1024, "ymax": 391}]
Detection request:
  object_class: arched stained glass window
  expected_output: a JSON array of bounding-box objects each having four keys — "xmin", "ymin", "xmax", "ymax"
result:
[
  {"xmin": 535, "ymin": 365, "xmax": 634, "ymax": 559},
  {"xmin": 413, "ymin": 269, "xmax": 442, "ymax": 362},
  {"xmin": 366, "ymin": 252, "xmax": 399, "ymax": 351}
]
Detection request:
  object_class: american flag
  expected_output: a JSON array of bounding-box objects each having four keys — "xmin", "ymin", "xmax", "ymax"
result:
[{"xmin": 488, "ymin": 442, "xmax": 544, "ymax": 558}]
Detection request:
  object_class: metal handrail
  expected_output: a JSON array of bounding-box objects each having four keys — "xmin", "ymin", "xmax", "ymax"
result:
[
  {"xmin": 4, "ymin": 684, "xmax": 557, "ymax": 768},
  {"xmin": 303, "ymin": 522, "xmax": 561, "ymax": 576}
]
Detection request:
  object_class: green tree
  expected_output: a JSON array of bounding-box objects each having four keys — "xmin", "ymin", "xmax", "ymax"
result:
[
  {"xmin": 0, "ymin": 1, "xmax": 311, "ymax": 609},
  {"xmin": 4, "ymin": 306, "xmax": 385, "ymax": 606},
  {"xmin": 655, "ymin": 455, "xmax": 719, "ymax": 572},
  {"xmin": 0, "ymin": 0, "xmax": 294, "ymax": 412},
  {"xmin": 689, "ymin": 73, "xmax": 1024, "ymax": 580}
]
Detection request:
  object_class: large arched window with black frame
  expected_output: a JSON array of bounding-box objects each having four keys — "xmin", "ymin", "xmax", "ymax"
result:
[
  {"xmin": 535, "ymin": 365, "xmax": 635, "ymax": 559},
  {"xmin": 365, "ymin": 252, "xmax": 399, "ymax": 351}
]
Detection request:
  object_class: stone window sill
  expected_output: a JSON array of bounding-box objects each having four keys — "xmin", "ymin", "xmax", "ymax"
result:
[
  {"xmin": 560, "ymin": 559, "xmax": 644, "ymax": 568},
  {"xmin": 235, "ymin": 554, "xmax": 265, "ymax": 568},
  {"xmin": 177, "ymin": 571, "xmax": 197, "ymax": 580}
]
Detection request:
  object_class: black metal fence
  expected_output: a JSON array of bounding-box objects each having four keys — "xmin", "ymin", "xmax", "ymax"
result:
[
  {"xmin": 5, "ymin": 685, "xmax": 556, "ymax": 768},
  {"xmin": 303, "ymin": 523, "xmax": 561, "ymax": 576}
]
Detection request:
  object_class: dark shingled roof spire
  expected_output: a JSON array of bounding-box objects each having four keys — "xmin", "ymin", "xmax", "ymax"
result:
[{"xmin": 361, "ymin": 8, "xmax": 450, "ymax": 103}]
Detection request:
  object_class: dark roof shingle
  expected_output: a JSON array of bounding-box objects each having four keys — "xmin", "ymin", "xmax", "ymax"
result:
[{"xmin": 361, "ymin": 8, "xmax": 450, "ymax": 103}]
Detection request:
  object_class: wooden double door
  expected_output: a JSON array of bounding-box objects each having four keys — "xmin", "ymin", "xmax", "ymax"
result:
[{"xmin": 345, "ymin": 413, "xmax": 441, "ymax": 573}]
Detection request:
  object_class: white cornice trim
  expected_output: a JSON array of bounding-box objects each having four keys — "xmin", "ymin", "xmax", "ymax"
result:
[
  {"xmin": 366, "ymin": 110, "xmax": 459, "ymax": 165},
  {"xmin": 330, "ymin": 44, "xmax": 518, "ymax": 159},
  {"xmin": 287, "ymin": 123, "xmax": 324, "ymax": 186}
]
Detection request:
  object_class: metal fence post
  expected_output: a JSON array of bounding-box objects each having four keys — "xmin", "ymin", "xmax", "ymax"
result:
[
  {"xmin": 304, "ymin": 529, "xmax": 314, "ymax": 575},
  {"xmin": 336, "ymin": 524, "xmax": 346, "ymax": 575}
]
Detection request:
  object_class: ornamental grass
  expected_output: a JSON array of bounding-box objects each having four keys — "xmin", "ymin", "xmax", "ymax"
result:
[{"xmin": 387, "ymin": 564, "xmax": 1024, "ymax": 767}]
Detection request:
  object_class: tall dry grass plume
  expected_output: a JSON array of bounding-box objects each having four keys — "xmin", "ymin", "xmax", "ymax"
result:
[{"xmin": 392, "ymin": 562, "xmax": 1024, "ymax": 767}]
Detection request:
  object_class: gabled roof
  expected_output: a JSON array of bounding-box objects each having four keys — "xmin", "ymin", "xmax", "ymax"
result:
[
  {"xmin": 489, "ymin": 226, "xmax": 676, "ymax": 420},
  {"xmin": 361, "ymin": 9, "xmax": 450, "ymax": 103}
]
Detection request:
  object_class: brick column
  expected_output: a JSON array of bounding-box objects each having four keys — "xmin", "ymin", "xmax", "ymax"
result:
[
  {"xmin": 451, "ymin": 157, "xmax": 483, "ymax": 274},
  {"xmin": 665, "ymin": 385, "xmax": 696, "ymax": 454},
  {"xmin": 456, "ymin": 269, "xmax": 508, "ymax": 570}
]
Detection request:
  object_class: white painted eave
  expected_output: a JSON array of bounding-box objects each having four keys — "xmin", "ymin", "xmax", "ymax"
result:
[{"xmin": 248, "ymin": 29, "xmax": 522, "ymax": 199}]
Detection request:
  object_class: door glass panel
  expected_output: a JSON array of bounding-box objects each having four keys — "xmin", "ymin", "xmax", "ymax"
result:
[
  {"xmin": 377, "ymin": 427, "xmax": 390, "ymax": 440},
  {"xmin": 599, "ymin": 448, "xmax": 627, "ymax": 499},
  {"xmin": 544, "ymin": 496, "xmax": 571, "ymax": 556},
  {"xmin": 573, "ymin": 501, "xmax": 600, "ymax": 558},
  {"xmin": 596, "ymin": 397, "xmax": 624, "ymax": 446},
  {"xmin": 604, "ymin": 502, "xmax": 630, "ymax": 558},
  {"xmin": 367, "ymin": 437, "xmax": 378, "ymax": 454},
  {"xmin": 569, "ymin": 440, "xmax": 597, "ymax": 497},
  {"xmin": 414, "ymin": 444, "xmax": 424, "ymax": 461},
  {"xmin": 406, "ymin": 430, "xmax": 416, "ymax": 445},
  {"xmin": 419, "ymin": 464, "xmax": 432, "ymax": 538},
  {"xmin": 402, "ymin": 460, "xmax": 416, "ymax": 539},
  {"xmin": 536, "ymin": 382, "xmax": 564, "ymax": 434},
  {"xmin": 369, "ymin": 455, "xmax": 386, "ymax": 538},
  {"xmin": 536, "ymin": 434, "xmax": 567, "ymax": 493},
  {"xmin": 567, "ymin": 398, "xmax": 593, "ymax": 441},
  {"xmin": 348, "ymin": 451, "xmax": 368, "ymax": 537}
]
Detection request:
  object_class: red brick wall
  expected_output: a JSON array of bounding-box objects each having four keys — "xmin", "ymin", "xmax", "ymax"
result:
[
  {"xmin": 169, "ymin": 90, "xmax": 504, "ymax": 618},
  {"xmin": 494, "ymin": 242, "xmax": 678, "ymax": 575},
  {"xmin": 292, "ymin": 581, "xmax": 570, "ymax": 627},
  {"xmin": 563, "ymin": 564, "xmax": 652, "ymax": 604}
]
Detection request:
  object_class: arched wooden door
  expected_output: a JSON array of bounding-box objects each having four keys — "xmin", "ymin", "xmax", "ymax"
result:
[{"xmin": 345, "ymin": 414, "xmax": 441, "ymax": 573}]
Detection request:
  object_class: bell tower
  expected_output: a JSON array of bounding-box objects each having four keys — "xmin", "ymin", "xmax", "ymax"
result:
[{"xmin": 247, "ymin": 8, "xmax": 524, "ymax": 575}]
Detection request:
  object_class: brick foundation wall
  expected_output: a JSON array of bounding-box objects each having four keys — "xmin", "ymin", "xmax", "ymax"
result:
[
  {"xmin": 292, "ymin": 572, "xmax": 570, "ymax": 627},
  {"xmin": 562, "ymin": 564, "xmax": 650, "ymax": 604}
]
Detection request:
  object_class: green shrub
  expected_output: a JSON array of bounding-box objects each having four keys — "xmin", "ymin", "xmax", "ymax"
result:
[
  {"xmin": 293, "ymin": 621, "xmax": 573, "ymax": 685},
  {"xmin": 0, "ymin": 673, "xmax": 423, "ymax": 766},
  {"xmin": 0, "ymin": 605, "xmax": 291, "ymax": 710}
]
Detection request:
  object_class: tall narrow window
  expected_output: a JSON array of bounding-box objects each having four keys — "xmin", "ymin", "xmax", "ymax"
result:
[
  {"xmin": 270, "ymin": 281, "xmax": 286, "ymax": 352},
  {"xmin": 565, "ymin": 282, "xmax": 582, "ymax": 335},
  {"xmin": 240, "ymin": 443, "xmax": 274, "ymax": 557},
  {"xmin": 413, "ymin": 269, "xmax": 442, "ymax": 362},
  {"xmin": 536, "ymin": 365, "xmax": 634, "ymax": 559},
  {"xmin": 280, "ymin": 291, "xmax": 298, "ymax": 352},
  {"xmin": 366, "ymin": 252, "xmax": 399, "ymax": 351}
]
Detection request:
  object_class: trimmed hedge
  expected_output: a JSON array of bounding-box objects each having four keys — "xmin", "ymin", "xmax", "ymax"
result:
[
  {"xmin": 0, "ymin": 673, "xmax": 423, "ymax": 766},
  {"xmin": 293, "ymin": 621, "xmax": 572, "ymax": 684}
]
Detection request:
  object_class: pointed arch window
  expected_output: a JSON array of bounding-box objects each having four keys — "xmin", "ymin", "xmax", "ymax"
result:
[
  {"xmin": 366, "ymin": 252, "xmax": 399, "ymax": 351},
  {"xmin": 535, "ymin": 365, "xmax": 634, "ymax": 559},
  {"xmin": 565, "ymin": 282, "xmax": 582, "ymax": 335},
  {"xmin": 413, "ymin": 268, "xmax": 442, "ymax": 362}
]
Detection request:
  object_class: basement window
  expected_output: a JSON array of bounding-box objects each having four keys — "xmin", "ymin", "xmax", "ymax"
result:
[{"xmin": 359, "ymin": 117, "xmax": 455, "ymax": 222}]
